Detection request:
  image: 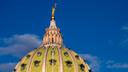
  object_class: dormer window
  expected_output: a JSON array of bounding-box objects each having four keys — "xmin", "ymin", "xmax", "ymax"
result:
[
  {"xmin": 83, "ymin": 59, "xmax": 86, "ymax": 62},
  {"xmin": 21, "ymin": 64, "xmax": 27, "ymax": 70},
  {"xmin": 34, "ymin": 60, "xmax": 40, "ymax": 67},
  {"xmin": 64, "ymin": 52, "xmax": 69, "ymax": 57},
  {"xmin": 89, "ymin": 69, "xmax": 92, "ymax": 72},
  {"xmin": 13, "ymin": 68, "xmax": 16, "ymax": 72},
  {"xmin": 75, "ymin": 55, "xmax": 79, "ymax": 59},
  {"xmin": 79, "ymin": 64, "xmax": 85, "ymax": 71},
  {"xmin": 26, "ymin": 54, "xmax": 31, "ymax": 58},
  {"xmin": 49, "ymin": 59, "xmax": 56, "ymax": 65},
  {"xmin": 65, "ymin": 60, "xmax": 72, "ymax": 67},
  {"xmin": 37, "ymin": 52, "xmax": 42, "ymax": 56}
]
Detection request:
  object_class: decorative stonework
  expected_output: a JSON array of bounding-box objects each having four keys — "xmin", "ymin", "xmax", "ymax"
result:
[{"xmin": 40, "ymin": 19, "xmax": 63, "ymax": 48}]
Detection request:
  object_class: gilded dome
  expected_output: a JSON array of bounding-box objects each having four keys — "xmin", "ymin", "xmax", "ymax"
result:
[
  {"xmin": 14, "ymin": 4, "xmax": 91, "ymax": 72},
  {"xmin": 14, "ymin": 46, "xmax": 91, "ymax": 72}
]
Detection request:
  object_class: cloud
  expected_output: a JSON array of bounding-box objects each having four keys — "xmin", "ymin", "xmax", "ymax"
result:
[
  {"xmin": 0, "ymin": 34, "xmax": 101, "ymax": 72},
  {"xmin": 119, "ymin": 25, "xmax": 128, "ymax": 48},
  {"xmin": 80, "ymin": 54, "xmax": 100, "ymax": 72},
  {"xmin": 0, "ymin": 62, "xmax": 16, "ymax": 72},
  {"xmin": 106, "ymin": 60, "xmax": 128, "ymax": 69},
  {"xmin": 0, "ymin": 34, "xmax": 42, "ymax": 72},
  {"xmin": 0, "ymin": 34, "xmax": 41, "ymax": 57},
  {"xmin": 121, "ymin": 26, "xmax": 128, "ymax": 31}
]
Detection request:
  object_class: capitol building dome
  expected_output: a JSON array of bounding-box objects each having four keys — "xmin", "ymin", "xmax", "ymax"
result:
[{"xmin": 14, "ymin": 3, "xmax": 91, "ymax": 72}]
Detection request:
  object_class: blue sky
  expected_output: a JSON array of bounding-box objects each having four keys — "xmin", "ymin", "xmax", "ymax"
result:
[{"xmin": 0, "ymin": 0, "xmax": 128, "ymax": 72}]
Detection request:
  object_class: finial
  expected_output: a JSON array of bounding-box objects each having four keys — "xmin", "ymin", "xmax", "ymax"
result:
[
  {"xmin": 51, "ymin": 3, "xmax": 56, "ymax": 20},
  {"xmin": 49, "ymin": 2, "xmax": 57, "ymax": 29}
]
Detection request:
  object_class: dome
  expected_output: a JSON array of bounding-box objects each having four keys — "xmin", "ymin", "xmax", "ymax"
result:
[
  {"xmin": 14, "ymin": 4, "xmax": 91, "ymax": 72},
  {"xmin": 14, "ymin": 46, "xmax": 91, "ymax": 72}
]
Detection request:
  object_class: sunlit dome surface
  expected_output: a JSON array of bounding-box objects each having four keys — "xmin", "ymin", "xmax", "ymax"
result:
[{"xmin": 14, "ymin": 4, "xmax": 91, "ymax": 72}]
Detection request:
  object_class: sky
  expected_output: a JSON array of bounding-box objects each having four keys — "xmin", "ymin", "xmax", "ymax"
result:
[{"xmin": 0, "ymin": 0, "xmax": 128, "ymax": 72}]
